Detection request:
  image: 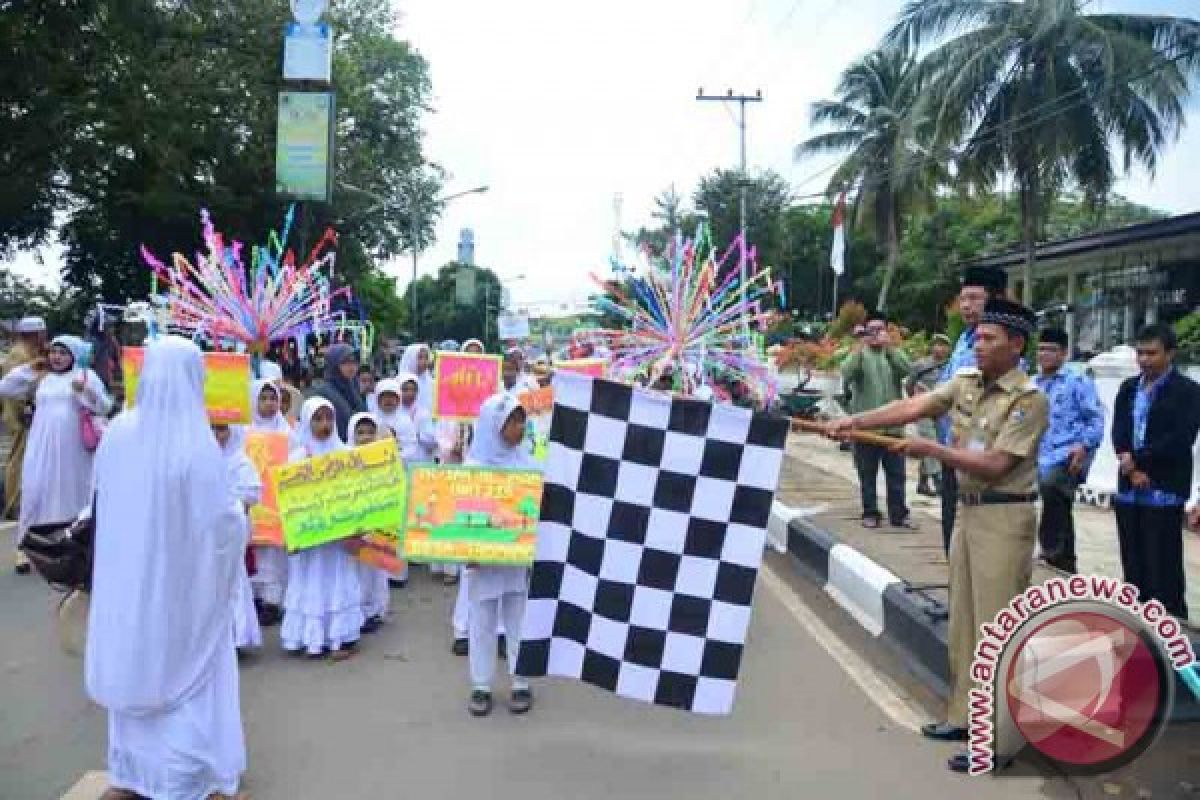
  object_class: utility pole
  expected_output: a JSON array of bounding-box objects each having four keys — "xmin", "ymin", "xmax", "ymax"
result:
[{"xmin": 697, "ymin": 88, "xmax": 762, "ymax": 336}]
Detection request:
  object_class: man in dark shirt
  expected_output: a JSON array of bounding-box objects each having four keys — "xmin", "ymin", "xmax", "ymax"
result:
[{"xmin": 1112, "ymin": 324, "xmax": 1200, "ymax": 619}]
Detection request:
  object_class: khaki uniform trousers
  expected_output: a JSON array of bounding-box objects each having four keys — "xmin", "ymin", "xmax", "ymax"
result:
[{"xmin": 946, "ymin": 502, "xmax": 1036, "ymax": 726}]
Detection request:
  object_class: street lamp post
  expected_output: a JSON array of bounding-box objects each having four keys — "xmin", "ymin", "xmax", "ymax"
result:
[{"xmin": 337, "ymin": 181, "xmax": 488, "ymax": 342}]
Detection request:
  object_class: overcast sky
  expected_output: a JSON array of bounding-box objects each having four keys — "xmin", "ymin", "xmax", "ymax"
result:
[
  {"xmin": 9, "ymin": 0, "xmax": 1200, "ymax": 308},
  {"xmin": 398, "ymin": 0, "xmax": 1200, "ymax": 310}
]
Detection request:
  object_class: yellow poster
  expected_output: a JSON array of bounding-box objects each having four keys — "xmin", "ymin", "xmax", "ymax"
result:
[{"xmin": 274, "ymin": 438, "xmax": 407, "ymax": 552}]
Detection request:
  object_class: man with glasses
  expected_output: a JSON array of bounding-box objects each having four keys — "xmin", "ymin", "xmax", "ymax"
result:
[
  {"xmin": 935, "ymin": 266, "xmax": 1009, "ymax": 554},
  {"xmin": 839, "ymin": 311, "xmax": 914, "ymax": 529},
  {"xmin": 1034, "ymin": 327, "xmax": 1104, "ymax": 573}
]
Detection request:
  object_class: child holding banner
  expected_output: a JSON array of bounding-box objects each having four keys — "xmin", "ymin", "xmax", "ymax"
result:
[
  {"xmin": 348, "ymin": 412, "xmax": 390, "ymax": 634},
  {"xmin": 212, "ymin": 423, "xmax": 263, "ymax": 653},
  {"xmin": 280, "ymin": 398, "xmax": 364, "ymax": 660},
  {"xmin": 463, "ymin": 392, "xmax": 538, "ymax": 716},
  {"xmin": 249, "ymin": 379, "xmax": 291, "ymax": 626}
]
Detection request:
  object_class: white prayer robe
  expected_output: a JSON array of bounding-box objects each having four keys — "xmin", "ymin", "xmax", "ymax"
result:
[
  {"xmin": 86, "ymin": 336, "xmax": 246, "ymax": 800},
  {"xmin": 248, "ymin": 379, "xmax": 291, "ymax": 606},
  {"xmin": 0, "ymin": 353, "xmax": 110, "ymax": 545},
  {"xmin": 220, "ymin": 428, "xmax": 263, "ymax": 650},
  {"xmin": 348, "ymin": 412, "xmax": 390, "ymax": 621},
  {"xmin": 280, "ymin": 398, "xmax": 364, "ymax": 654},
  {"xmin": 464, "ymin": 393, "xmax": 538, "ymax": 690}
]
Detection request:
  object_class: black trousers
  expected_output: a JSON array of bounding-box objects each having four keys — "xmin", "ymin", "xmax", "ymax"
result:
[
  {"xmin": 1114, "ymin": 502, "xmax": 1189, "ymax": 619},
  {"xmin": 1038, "ymin": 468, "xmax": 1078, "ymax": 572},
  {"xmin": 852, "ymin": 442, "xmax": 908, "ymax": 523},
  {"xmin": 940, "ymin": 467, "xmax": 957, "ymax": 555}
]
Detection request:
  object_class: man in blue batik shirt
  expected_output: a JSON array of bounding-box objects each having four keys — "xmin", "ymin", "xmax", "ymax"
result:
[
  {"xmin": 935, "ymin": 265, "xmax": 1009, "ymax": 555},
  {"xmin": 1034, "ymin": 327, "xmax": 1104, "ymax": 573}
]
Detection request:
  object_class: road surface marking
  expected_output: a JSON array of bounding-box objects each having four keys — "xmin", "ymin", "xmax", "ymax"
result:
[
  {"xmin": 60, "ymin": 770, "xmax": 107, "ymax": 800},
  {"xmin": 761, "ymin": 560, "xmax": 926, "ymax": 734}
]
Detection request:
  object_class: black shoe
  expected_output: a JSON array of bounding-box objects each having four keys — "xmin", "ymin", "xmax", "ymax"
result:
[
  {"xmin": 509, "ymin": 687, "xmax": 533, "ymax": 714},
  {"xmin": 468, "ymin": 690, "xmax": 493, "ymax": 717},
  {"xmin": 452, "ymin": 638, "xmax": 468, "ymax": 657},
  {"xmin": 497, "ymin": 634, "xmax": 507, "ymax": 658},
  {"xmin": 388, "ymin": 578, "xmax": 408, "ymax": 589},
  {"xmin": 257, "ymin": 603, "xmax": 282, "ymax": 627},
  {"xmin": 921, "ymin": 722, "xmax": 968, "ymax": 741},
  {"xmin": 361, "ymin": 615, "xmax": 383, "ymax": 634},
  {"xmin": 947, "ymin": 749, "xmax": 1012, "ymax": 773},
  {"xmin": 14, "ymin": 562, "xmax": 31, "ymax": 575}
]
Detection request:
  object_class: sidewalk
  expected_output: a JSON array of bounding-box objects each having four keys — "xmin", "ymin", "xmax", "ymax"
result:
[{"xmin": 776, "ymin": 433, "xmax": 1200, "ymax": 627}]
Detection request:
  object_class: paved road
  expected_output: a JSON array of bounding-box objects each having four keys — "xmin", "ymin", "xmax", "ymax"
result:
[{"xmin": 3, "ymin": 554, "xmax": 1101, "ymax": 800}]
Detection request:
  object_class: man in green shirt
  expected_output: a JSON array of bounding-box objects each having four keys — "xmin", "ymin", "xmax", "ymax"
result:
[{"xmin": 840, "ymin": 312, "xmax": 914, "ymax": 528}]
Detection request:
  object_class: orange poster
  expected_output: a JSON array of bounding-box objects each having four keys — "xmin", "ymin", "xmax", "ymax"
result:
[
  {"xmin": 518, "ymin": 385, "xmax": 554, "ymax": 415},
  {"xmin": 243, "ymin": 431, "xmax": 290, "ymax": 547}
]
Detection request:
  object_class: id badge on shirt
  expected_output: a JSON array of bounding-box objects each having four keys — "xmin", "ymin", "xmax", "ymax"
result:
[{"xmin": 967, "ymin": 420, "xmax": 987, "ymax": 452}]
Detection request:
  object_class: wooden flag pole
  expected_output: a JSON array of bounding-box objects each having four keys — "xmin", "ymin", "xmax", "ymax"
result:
[{"xmin": 790, "ymin": 417, "xmax": 905, "ymax": 450}]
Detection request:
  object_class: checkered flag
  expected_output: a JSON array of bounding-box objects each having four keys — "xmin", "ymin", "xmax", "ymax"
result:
[{"xmin": 515, "ymin": 373, "xmax": 789, "ymax": 714}]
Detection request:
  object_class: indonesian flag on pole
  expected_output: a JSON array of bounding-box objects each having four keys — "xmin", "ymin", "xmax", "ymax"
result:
[{"xmin": 830, "ymin": 191, "xmax": 846, "ymax": 276}]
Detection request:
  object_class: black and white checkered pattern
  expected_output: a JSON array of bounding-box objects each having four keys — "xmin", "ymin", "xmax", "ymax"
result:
[{"xmin": 515, "ymin": 372, "xmax": 789, "ymax": 714}]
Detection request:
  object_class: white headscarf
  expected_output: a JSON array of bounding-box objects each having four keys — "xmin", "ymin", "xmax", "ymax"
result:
[
  {"xmin": 399, "ymin": 343, "xmax": 432, "ymax": 375},
  {"xmin": 347, "ymin": 411, "xmax": 380, "ymax": 445},
  {"xmin": 371, "ymin": 378, "xmax": 404, "ymax": 434},
  {"xmin": 250, "ymin": 379, "xmax": 290, "ymax": 433},
  {"xmin": 87, "ymin": 336, "xmax": 245, "ymax": 715},
  {"xmin": 216, "ymin": 425, "xmax": 261, "ymax": 507},
  {"xmin": 461, "ymin": 338, "xmax": 484, "ymax": 353},
  {"xmin": 399, "ymin": 344, "xmax": 434, "ymax": 414},
  {"xmin": 467, "ymin": 392, "xmax": 533, "ymax": 468},
  {"xmin": 293, "ymin": 396, "xmax": 344, "ymax": 458}
]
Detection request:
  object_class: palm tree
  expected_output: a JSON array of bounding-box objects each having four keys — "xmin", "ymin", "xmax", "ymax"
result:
[
  {"xmin": 888, "ymin": 0, "xmax": 1200, "ymax": 304},
  {"xmin": 795, "ymin": 43, "xmax": 937, "ymax": 312}
]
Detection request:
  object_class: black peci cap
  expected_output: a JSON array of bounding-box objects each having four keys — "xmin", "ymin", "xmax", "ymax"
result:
[
  {"xmin": 1039, "ymin": 328, "xmax": 1069, "ymax": 348},
  {"xmin": 961, "ymin": 266, "xmax": 1008, "ymax": 292},
  {"xmin": 980, "ymin": 297, "xmax": 1036, "ymax": 339}
]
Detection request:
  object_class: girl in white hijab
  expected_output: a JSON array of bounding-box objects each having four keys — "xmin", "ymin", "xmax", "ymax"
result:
[
  {"xmin": 347, "ymin": 411, "xmax": 390, "ymax": 631},
  {"xmin": 398, "ymin": 343, "xmax": 435, "ymax": 415},
  {"xmin": 248, "ymin": 379, "xmax": 291, "ymax": 623},
  {"xmin": 86, "ymin": 336, "xmax": 247, "ymax": 800},
  {"xmin": 464, "ymin": 392, "xmax": 538, "ymax": 717},
  {"xmin": 280, "ymin": 397, "xmax": 365, "ymax": 659},
  {"xmin": 0, "ymin": 334, "xmax": 111, "ymax": 552},
  {"xmin": 213, "ymin": 422, "xmax": 263, "ymax": 652}
]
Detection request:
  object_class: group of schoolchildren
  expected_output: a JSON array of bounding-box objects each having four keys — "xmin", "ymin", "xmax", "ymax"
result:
[{"xmin": 213, "ymin": 340, "xmax": 544, "ymax": 716}]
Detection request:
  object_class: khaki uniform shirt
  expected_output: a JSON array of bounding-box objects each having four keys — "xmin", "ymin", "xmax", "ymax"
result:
[{"xmin": 925, "ymin": 366, "xmax": 1048, "ymax": 494}]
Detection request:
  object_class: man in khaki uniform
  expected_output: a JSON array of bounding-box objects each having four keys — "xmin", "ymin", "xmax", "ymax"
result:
[
  {"xmin": 2, "ymin": 316, "xmax": 47, "ymax": 574},
  {"xmin": 826, "ymin": 297, "xmax": 1047, "ymax": 773}
]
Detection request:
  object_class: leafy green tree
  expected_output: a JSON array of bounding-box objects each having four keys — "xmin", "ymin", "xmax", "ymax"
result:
[
  {"xmin": 795, "ymin": 44, "xmax": 939, "ymax": 312},
  {"xmin": 889, "ymin": 0, "xmax": 1200, "ymax": 304},
  {"xmin": 693, "ymin": 168, "xmax": 792, "ymax": 271},
  {"xmin": 404, "ymin": 263, "xmax": 505, "ymax": 349},
  {"xmin": 1, "ymin": 0, "xmax": 440, "ymax": 313}
]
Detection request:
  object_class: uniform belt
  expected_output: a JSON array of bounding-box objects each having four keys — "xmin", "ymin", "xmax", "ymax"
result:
[{"xmin": 958, "ymin": 491, "xmax": 1038, "ymax": 506}]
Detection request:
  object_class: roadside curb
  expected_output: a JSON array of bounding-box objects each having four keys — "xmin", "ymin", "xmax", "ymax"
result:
[{"xmin": 768, "ymin": 503, "xmax": 1200, "ymax": 723}]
